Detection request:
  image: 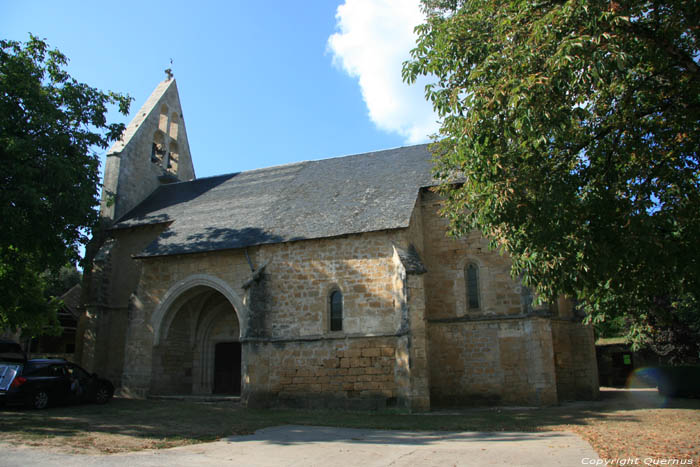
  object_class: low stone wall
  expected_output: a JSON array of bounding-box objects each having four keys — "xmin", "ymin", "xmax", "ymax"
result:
[
  {"xmin": 428, "ymin": 317, "xmax": 558, "ymax": 406},
  {"xmin": 243, "ymin": 335, "xmax": 402, "ymax": 410}
]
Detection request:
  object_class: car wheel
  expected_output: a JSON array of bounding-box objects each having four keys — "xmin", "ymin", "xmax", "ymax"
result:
[
  {"xmin": 95, "ymin": 385, "xmax": 112, "ymax": 404},
  {"xmin": 31, "ymin": 390, "xmax": 49, "ymax": 409}
]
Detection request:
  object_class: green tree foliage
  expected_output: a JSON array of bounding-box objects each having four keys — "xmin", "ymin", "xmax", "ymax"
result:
[
  {"xmin": 43, "ymin": 263, "xmax": 82, "ymax": 301},
  {"xmin": 404, "ymin": 0, "xmax": 699, "ymax": 358},
  {"xmin": 0, "ymin": 35, "xmax": 131, "ymax": 334}
]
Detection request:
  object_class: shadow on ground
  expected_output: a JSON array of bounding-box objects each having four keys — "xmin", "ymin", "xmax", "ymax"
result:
[
  {"xmin": 0, "ymin": 388, "xmax": 698, "ymax": 447},
  {"xmin": 224, "ymin": 425, "xmax": 571, "ymax": 446}
]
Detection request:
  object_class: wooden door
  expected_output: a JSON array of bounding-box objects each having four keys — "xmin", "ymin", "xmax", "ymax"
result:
[{"xmin": 213, "ymin": 342, "xmax": 241, "ymax": 395}]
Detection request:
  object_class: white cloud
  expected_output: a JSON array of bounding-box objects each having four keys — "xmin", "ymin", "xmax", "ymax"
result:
[{"xmin": 328, "ymin": 0, "xmax": 439, "ymax": 144}]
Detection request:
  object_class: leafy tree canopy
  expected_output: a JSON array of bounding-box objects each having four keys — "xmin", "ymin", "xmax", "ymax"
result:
[
  {"xmin": 43, "ymin": 263, "xmax": 82, "ymax": 301},
  {"xmin": 0, "ymin": 35, "xmax": 131, "ymax": 334},
  {"xmin": 404, "ymin": 0, "xmax": 699, "ymax": 359}
]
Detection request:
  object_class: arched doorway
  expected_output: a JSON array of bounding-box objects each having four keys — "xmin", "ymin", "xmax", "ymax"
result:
[{"xmin": 150, "ymin": 283, "xmax": 242, "ymax": 395}]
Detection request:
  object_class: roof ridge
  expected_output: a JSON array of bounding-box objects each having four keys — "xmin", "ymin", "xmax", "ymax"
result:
[
  {"xmin": 159, "ymin": 143, "xmax": 432, "ymax": 188},
  {"xmin": 255, "ymin": 142, "xmax": 431, "ymax": 171}
]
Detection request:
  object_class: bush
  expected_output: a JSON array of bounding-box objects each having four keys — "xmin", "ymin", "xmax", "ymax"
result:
[{"xmin": 655, "ymin": 366, "xmax": 700, "ymax": 397}]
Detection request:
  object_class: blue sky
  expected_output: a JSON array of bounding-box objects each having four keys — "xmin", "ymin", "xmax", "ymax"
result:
[{"xmin": 3, "ymin": 0, "xmax": 438, "ymax": 178}]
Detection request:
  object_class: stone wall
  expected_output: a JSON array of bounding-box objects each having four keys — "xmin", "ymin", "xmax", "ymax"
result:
[
  {"xmin": 251, "ymin": 232, "xmax": 405, "ymax": 339},
  {"xmin": 244, "ymin": 336, "xmax": 401, "ymax": 409},
  {"xmin": 416, "ymin": 189, "xmax": 573, "ymax": 406},
  {"xmin": 240, "ymin": 229, "xmax": 426, "ymax": 410},
  {"xmin": 428, "ymin": 318, "xmax": 558, "ymax": 406},
  {"xmin": 107, "ymin": 225, "xmax": 170, "ymax": 308},
  {"xmin": 418, "ymin": 190, "xmax": 523, "ymax": 320},
  {"xmin": 85, "ymin": 186, "xmax": 599, "ymax": 408},
  {"xmin": 115, "ymin": 228, "xmax": 429, "ymax": 408},
  {"xmin": 133, "ymin": 229, "xmax": 406, "ymax": 342},
  {"xmin": 78, "ymin": 224, "xmax": 167, "ymax": 387},
  {"xmin": 551, "ymin": 319, "xmax": 599, "ymax": 400},
  {"xmin": 118, "ymin": 248, "xmax": 251, "ymax": 397},
  {"xmin": 151, "ymin": 305, "xmax": 194, "ymax": 394}
]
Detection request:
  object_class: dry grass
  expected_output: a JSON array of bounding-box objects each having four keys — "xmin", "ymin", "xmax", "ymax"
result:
[
  {"xmin": 543, "ymin": 389, "xmax": 700, "ymax": 462},
  {"xmin": 1, "ymin": 388, "xmax": 698, "ymax": 462}
]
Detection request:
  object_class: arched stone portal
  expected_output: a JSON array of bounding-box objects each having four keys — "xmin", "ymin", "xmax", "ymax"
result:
[{"xmin": 150, "ymin": 275, "xmax": 244, "ymax": 395}]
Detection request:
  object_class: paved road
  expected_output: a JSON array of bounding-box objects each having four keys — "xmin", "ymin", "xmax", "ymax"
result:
[{"xmin": 0, "ymin": 425, "xmax": 599, "ymax": 466}]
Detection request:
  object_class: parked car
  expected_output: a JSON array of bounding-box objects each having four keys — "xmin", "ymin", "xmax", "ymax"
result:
[{"xmin": 0, "ymin": 359, "xmax": 114, "ymax": 409}]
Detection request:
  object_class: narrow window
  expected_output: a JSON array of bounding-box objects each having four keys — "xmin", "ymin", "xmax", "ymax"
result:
[
  {"xmin": 466, "ymin": 263, "xmax": 480, "ymax": 310},
  {"xmin": 152, "ymin": 131, "xmax": 166, "ymax": 165},
  {"xmin": 151, "ymin": 142, "xmax": 158, "ymax": 162},
  {"xmin": 330, "ymin": 290, "xmax": 343, "ymax": 331},
  {"xmin": 169, "ymin": 113, "xmax": 179, "ymax": 140},
  {"xmin": 158, "ymin": 104, "xmax": 169, "ymax": 132},
  {"xmin": 167, "ymin": 142, "xmax": 179, "ymax": 174}
]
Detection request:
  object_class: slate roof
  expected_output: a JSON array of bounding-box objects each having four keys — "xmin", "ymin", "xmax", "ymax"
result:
[{"xmin": 114, "ymin": 144, "xmax": 437, "ymax": 257}]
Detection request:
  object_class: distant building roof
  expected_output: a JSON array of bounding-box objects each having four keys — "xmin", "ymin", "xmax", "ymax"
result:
[
  {"xmin": 114, "ymin": 144, "xmax": 437, "ymax": 257},
  {"xmin": 59, "ymin": 284, "xmax": 82, "ymax": 319},
  {"xmin": 595, "ymin": 337, "xmax": 629, "ymax": 346}
]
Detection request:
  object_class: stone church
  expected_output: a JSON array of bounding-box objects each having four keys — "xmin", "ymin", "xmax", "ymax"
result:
[{"xmin": 76, "ymin": 78, "xmax": 599, "ymax": 410}]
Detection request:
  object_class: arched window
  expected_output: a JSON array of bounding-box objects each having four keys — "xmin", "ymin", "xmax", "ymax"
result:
[
  {"xmin": 158, "ymin": 104, "xmax": 169, "ymax": 133},
  {"xmin": 167, "ymin": 142, "xmax": 179, "ymax": 174},
  {"xmin": 151, "ymin": 131, "xmax": 166, "ymax": 165},
  {"xmin": 466, "ymin": 263, "xmax": 480, "ymax": 310},
  {"xmin": 329, "ymin": 290, "xmax": 343, "ymax": 331},
  {"xmin": 169, "ymin": 113, "xmax": 179, "ymax": 140}
]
